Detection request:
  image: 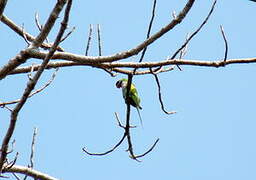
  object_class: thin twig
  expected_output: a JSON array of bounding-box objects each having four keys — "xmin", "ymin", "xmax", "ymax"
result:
[
  {"xmin": 150, "ymin": 68, "xmax": 176, "ymax": 114},
  {"xmin": 60, "ymin": 26, "xmax": 75, "ymax": 42},
  {"xmin": 0, "ymin": 104, "xmax": 13, "ymax": 112},
  {"xmin": 115, "ymin": 112, "xmax": 125, "ymax": 129},
  {"xmin": 97, "ymin": 24, "xmax": 102, "ymax": 56},
  {"xmin": 1, "ymin": 15, "xmax": 64, "ymax": 51},
  {"xmin": 133, "ymin": 0, "xmax": 157, "ymax": 75},
  {"xmin": 220, "ymin": 25, "xmax": 228, "ymax": 62},
  {"xmin": 29, "ymin": 128, "xmax": 37, "ymax": 169},
  {"xmin": 82, "ymin": 133, "xmax": 126, "ymax": 156},
  {"xmin": 12, "ymin": 173, "xmax": 21, "ymax": 180},
  {"xmin": 134, "ymin": 138, "xmax": 159, "ymax": 158},
  {"xmin": 170, "ymin": 0, "xmax": 217, "ymax": 60},
  {"xmin": 35, "ymin": 12, "xmax": 43, "ymax": 31},
  {"xmin": 85, "ymin": 24, "xmax": 93, "ymax": 56},
  {"xmin": 23, "ymin": 128, "xmax": 38, "ymax": 180},
  {"xmin": 35, "ymin": 12, "xmax": 49, "ymax": 43},
  {"xmin": 0, "ymin": 68, "xmax": 59, "ymax": 106},
  {"xmin": 139, "ymin": 0, "xmax": 157, "ymax": 62},
  {"xmin": 6, "ymin": 152, "xmax": 18, "ymax": 170},
  {"xmin": 21, "ymin": 24, "xmax": 30, "ymax": 45},
  {"xmin": 115, "ymin": 112, "xmax": 136, "ymax": 129},
  {"xmin": 7, "ymin": 140, "xmax": 16, "ymax": 154}
]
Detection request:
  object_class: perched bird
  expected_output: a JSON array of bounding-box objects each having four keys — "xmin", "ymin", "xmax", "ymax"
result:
[{"xmin": 116, "ymin": 78, "xmax": 143, "ymax": 126}]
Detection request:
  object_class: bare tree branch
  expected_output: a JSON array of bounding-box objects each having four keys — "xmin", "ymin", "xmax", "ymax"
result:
[
  {"xmin": 60, "ymin": 26, "xmax": 75, "ymax": 42},
  {"xmin": 33, "ymin": 0, "xmax": 196, "ymax": 64},
  {"xmin": 7, "ymin": 54, "xmax": 256, "ymax": 78},
  {"xmin": 21, "ymin": 24, "xmax": 30, "ymax": 46},
  {"xmin": 23, "ymin": 128, "xmax": 38, "ymax": 180},
  {"xmin": 133, "ymin": 0, "xmax": 157, "ymax": 75},
  {"xmin": 0, "ymin": 68, "xmax": 58, "ymax": 106},
  {"xmin": 150, "ymin": 68, "xmax": 176, "ymax": 114},
  {"xmin": 8, "ymin": 61, "xmax": 175, "ymax": 75},
  {"xmin": 0, "ymin": 0, "xmax": 195, "ymax": 81},
  {"xmin": 29, "ymin": 128, "xmax": 37, "ymax": 169},
  {"xmin": 0, "ymin": 0, "xmax": 8, "ymax": 19},
  {"xmin": 0, "ymin": 0, "xmax": 67, "ymax": 80},
  {"xmin": 139, "ymin": 0, "xmax": 157, "ymax": 62},
  {"xmin": 3, "ymin": 165, "xmax": 59, "ymax": 180},
  {"xmin": 134, "ymin": 138, "xmax": 159, "ymax": 158},
  {"xmin": 170, "ymin": 0, "xmax": 217, "ymax": 60},
  {"xmin": 0, "ymin": 0, "xmax": 71, "ymax": 172},
  {"xmin": 82, "ymin": 133, "xmax": 126, "ymax": 156},
  {"xmin": 0, "ymin": 15, "xmax": 64, "ymax": 51}
]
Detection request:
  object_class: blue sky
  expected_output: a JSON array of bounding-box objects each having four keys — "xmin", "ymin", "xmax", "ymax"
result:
[{"xmin": 1, "ymin": 0, "xmax": 256, "ymax": 179}]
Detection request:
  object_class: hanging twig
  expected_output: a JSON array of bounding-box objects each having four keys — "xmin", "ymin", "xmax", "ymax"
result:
[
  {"xmin": 82, "ymin": 133, "xmax": 126, "ymax": 156},
  {"xmin": 150, "ymin": 68, "xmax": 176, "ymax": 114},
  {"xmin": 134, "ymin": 138, "xmax": 159, "ymax": 158}
]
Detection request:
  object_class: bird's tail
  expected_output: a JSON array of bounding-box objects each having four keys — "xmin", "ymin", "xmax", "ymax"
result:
[{"xmin": 136, "ymin": 107, "xmax": 143, "ymax": 127}]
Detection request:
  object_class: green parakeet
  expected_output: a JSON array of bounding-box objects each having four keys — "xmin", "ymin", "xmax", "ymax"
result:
[{"xmin": 116, "ymin": 78, "xmax": 143, "ymax": 126}]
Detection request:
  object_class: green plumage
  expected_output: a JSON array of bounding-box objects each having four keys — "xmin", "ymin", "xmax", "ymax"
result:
[{"xmin": 116, "ymin": 78, "xmax": 143, "ymax": 126}]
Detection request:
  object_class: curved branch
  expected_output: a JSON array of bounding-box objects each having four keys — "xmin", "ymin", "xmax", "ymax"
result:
[
  {"xmin": 134, "ymin": 138, "xmax": 160, "ymax": 159},
  {"xmin": 82, "ymin": 133, "xmax": 126, "ymax": 156},
  {"xmin": 151, "ymin": 69, "xmax": 176, "ymax": 114},
  {"xmin": 2, "ymin": 165, "xmax": 59, "ymax": 180}
]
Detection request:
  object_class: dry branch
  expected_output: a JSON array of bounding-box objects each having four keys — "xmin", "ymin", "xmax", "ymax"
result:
[
  {"xmin": 0, "ymin": 68, "xmax": 58, "ymax": 106},
  {"xmin": 0, "ymin": 0, "xmax": 8, "ymax": 19},
  {"xmin": 3, "ymin": 165, "xmax": 59, "ymax": 180},
  {"xmin": 0, "ymin": 0, "xmax": 67, "ymax": 80},
  {"xmin": 0, "ymin": 0, "xmax": 70, "ymax": 173},
  {"xmin": 0, "ymin": 15, "xmax": 64, "ymax": 51}
]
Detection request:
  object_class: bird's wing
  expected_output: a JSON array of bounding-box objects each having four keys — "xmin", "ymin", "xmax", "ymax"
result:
[{"xmin": 130, "ymin": 84, "xmax": 141, "ymax": 108}]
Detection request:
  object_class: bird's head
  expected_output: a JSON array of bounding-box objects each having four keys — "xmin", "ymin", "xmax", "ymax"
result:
[{"xmin": 116, "ymin": 79, "xmax": 128, "ymax": 88}]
